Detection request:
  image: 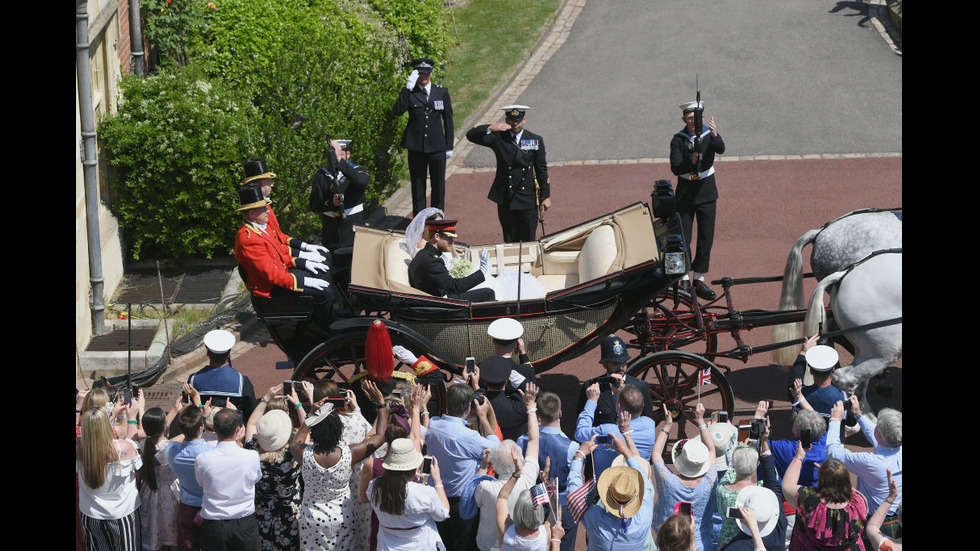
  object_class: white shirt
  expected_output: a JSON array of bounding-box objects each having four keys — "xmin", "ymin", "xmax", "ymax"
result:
[
  {"xmin": 76, "ymin": 439, "xmax": 142, "ymax": 520},
  {"xmin": 474, "ymin": 456, "xmax": 540, "ymax": 551},
  {"xmin": 194, "ymin": 441, "xmax": 262, "ymax": 520},
  {"xmin": 368, "ymin": 479, "xmax": 449, "ymax": 551}
]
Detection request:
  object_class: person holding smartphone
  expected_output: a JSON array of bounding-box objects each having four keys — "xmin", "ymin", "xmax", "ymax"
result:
[
  {"xmin": 575, "ymin": 379, "xmax": 657, "ymax": 479},
  {"xmin": 577, "ymin": 335, "xmax": 655, "ymax": 427},
  {"xmin": 188, "ymin": 330, "xmax": 258, "ymax": 422}
]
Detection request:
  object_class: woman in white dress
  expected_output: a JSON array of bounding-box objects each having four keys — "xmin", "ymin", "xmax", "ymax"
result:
[{"xmin": 290, "ymin": 383, "xmax": 388, "ymax": 551}]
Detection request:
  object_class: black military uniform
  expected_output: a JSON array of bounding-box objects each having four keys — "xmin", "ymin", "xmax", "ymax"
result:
[
  {"xmin": 669, "ymin": 101, "xmax": 726, "ymax": 299},
  {"xmin": 309, "ymin": 154, "xmax": 370, "ymax": 251},
  {"xmin": 465, "ymin": 106, "xmax": 549, "ymax": 243},
  {"xmin": 409, "ymin": 242, "xmax": 492, "ymax": 301},
  {"xmin": 393, "ymin": 58, "xmax": 454, "ymax": 215},
  {"xmin": 478, "ymin": 356, "xmax": 528, "ymax": 442}
]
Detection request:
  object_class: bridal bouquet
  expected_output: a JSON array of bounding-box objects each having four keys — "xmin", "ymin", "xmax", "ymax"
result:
[{"xmin": 449, "ymin": 257, "xmax": 474, "ymax": 279}]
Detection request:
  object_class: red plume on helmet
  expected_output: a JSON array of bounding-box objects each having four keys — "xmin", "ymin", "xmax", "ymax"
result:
[{"xmin": 365, "ymin": 319, "xmax": 394, "ymax": 382}]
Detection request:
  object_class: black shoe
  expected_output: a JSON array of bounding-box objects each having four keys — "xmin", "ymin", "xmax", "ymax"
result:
[
  {"xmin": 678, "ymin": 280, "xmax": 692, "ymax": 292},
  {"xmin": 693, "ymin": 280, "xmax": 716, "ymax": 301}
]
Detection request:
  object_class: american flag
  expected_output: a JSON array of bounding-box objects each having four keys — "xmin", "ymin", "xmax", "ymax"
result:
[
  {"xmin": 530, "ymin": 483, "xmax": 550, "ymax": 509},
  {"xmin": 698, "ymin": 368, "xmax": 712, "ymax": 386},
  {"xmin": 567, "ymin": 476, "xmax": 597, "ymax": 523}
]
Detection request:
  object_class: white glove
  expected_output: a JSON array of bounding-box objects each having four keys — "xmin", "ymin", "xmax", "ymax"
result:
[
  {"xmin": 305, "ymin": 277, "xmax": 330, "ymax": 291},
  {"xmin": 298, "ymin": 250, "xmax": 326, "ymax": 262},
  {"xmin": 406, "ymin": 70, "xmax": 419, "ymax": 90},
  {"xmin": 479, "ymin": 248, "xmax": 491, "ymax": 275},
  {"xmin": 305, "ymin": 261, "xmax": 330, "ymax": 275},
  {"xmin": 445, "ymin": 150, "xmax": 454, "ymax": 159},
  {"xmin": 392, "ymin": 345, "xmax": 418, "ymax": 366},
  {"xmin": 301, "ymin": 242, "xmax": 330, "ymax": 255}
]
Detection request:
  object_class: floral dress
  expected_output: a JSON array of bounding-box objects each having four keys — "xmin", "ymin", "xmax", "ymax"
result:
[
  {"xmin": 791, "ymin": 486, "xmax": 868, "ymax": 550},
  {"xmin": 715, "ymin": 467, "xmax": 763, "ymax": 548},
  {"xmin": 244, "ymin": 438, "xmax": 301, "ymax": 551},
  {"xmin": 299, "ymin": 445, "xmax": 356, "ymax": 551},
  {"xmin": 338, "ymin": 412, "xmax": 372, "ymax": 551}
]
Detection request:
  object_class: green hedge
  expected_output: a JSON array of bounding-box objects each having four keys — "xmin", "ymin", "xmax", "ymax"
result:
[
  {"xmin": 101, "ymin": 0, "xmax": 452, "ymax": 261},
  {"xmin": 98, "ymin": 64, "xmax": 261, "ymax": 260}
]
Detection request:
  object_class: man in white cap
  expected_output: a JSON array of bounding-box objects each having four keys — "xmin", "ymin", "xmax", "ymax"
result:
[
  {"xmin": 486, "ymin": 317, "xmax": 535, "ymax": 389},
  {"xmin": 465, "ymin": 105, "xmax": 551, "ymax": 243},
  {"xmin": 787, "ymin": 335, "xmax": 854, "ymax": 425},
  {"xmin": 669, "ymin": 99, "xmax": 726, "ymax": 301},
  {"xmin": 189, "ymin": 329, "xmax": 258, "ymax": 421}
]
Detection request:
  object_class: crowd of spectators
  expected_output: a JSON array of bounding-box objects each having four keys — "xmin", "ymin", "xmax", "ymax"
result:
[{"xmin": 75, "ymin": 330, "xmax": 901, "ymax": 551}]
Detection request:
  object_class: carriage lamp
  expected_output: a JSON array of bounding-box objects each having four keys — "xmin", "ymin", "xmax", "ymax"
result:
[
  {"xmin": 651, "ymin": 179, "xmax": 676, "ymax": 219},
  {"xmin": 662, "ymin": 233, "xmax": 688, "ymax": 275}
]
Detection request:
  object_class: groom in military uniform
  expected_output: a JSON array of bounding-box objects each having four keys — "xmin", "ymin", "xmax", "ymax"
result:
[{"xmin": 466, "ymin": 105, "xmax": 551, "ymax": 243}]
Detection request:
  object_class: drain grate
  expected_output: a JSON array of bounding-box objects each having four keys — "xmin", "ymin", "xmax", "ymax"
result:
[{"xmin": 86, "ymin": 328, "xmax": 158, "ymax": 352}]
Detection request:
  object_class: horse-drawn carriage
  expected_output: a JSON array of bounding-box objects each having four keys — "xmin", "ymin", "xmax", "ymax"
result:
[{"xmin": 247, "ymin": 180, "xmax": 902, "ymax": 443}]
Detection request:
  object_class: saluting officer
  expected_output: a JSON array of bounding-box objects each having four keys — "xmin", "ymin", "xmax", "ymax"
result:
[
  {"xmin": 393, "ymin": 58, "xmax": 455, "ymax": 216},
  {"xmin": 466, "ymin": 105, "xmax": 551, "ymax": 243}
]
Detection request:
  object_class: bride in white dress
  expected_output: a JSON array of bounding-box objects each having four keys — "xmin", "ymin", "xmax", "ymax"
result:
[{"xmin": 403, "ymin": 208, "xmax": 544, "ymax": 300}]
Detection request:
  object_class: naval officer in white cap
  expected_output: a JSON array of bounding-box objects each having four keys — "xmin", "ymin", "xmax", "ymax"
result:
[
  {"xmin": 466, "ymin": 105, "xmax": 551, "ymax": 243},
  {"xmin": 485, "ymin": 317, "xmax": 536, "ymax": 389},
  {"xmin": 669, "ymin": 99, "xmax": 726, "ymax": 301},
  {"xmin": 189, "ymin": 329, "xmax": 258, "ymax": 420}
]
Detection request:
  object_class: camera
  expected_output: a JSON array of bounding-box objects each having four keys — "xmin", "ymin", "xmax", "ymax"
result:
[{"xmin": 747, "ymin": 418, "xmax": 766, "ymax": 440}]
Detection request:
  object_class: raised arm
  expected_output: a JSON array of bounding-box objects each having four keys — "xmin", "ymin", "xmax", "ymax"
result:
[
  {"xmin": 522, "ymin": 382, "xmax": 540, "ymax": 461},
  {"xmin": 350, "ymin": 380, "xmax": 389, "ymax": 465},
  {"xmin": 496, "ymin": 445, "xmax": 525, "ymax": 545},
  {"xmin": 781, "ymin": 440, "xmax": 806, "ymax": 503},
  {"xmin": 865, "ymin": 469, "xmax": 900, "ymax": 549},
  {"xmin": 652, "ymin": 403, "xmax": 674, "ymax": 464},
  {"xmin": 245, "ymin": 384, "xmax": 281, "ymax": 442}
]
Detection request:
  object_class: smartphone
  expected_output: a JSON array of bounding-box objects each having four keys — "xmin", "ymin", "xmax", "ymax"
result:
[
  {"xmin": 325, "ymin": 397, "xmax": 348, "ymax": 407},
  {"xmin": 283, "ymin": 380, "xmax": 294, "ymax": 395},
  {"xmin": 132, "ymin": 385, "xmax": 140, "ymax": 400},
  {"xmin": 595, "ymin": 435, "xmax": 610, "ymax": 445},
  {"xmin": 800, "ymin": 428, "xmax": 812, "ymax": 449},
  {"xmin": 391, "ymin": 390, "xmax": 402, "ymax": 397},
  {"xmin": 122, "ymin": 388, "xmax": 133, "ymax": 407},
  {"xmin": 717, "ymin": 410, "xmax": 729, "ymax": 423},
  {"xmin": 422, "ymin": 456, "xmax": 433, "ymax": 474},
  {"xmin": 212, "ymin": 396, "xmax": 228, "ymax": 407},
  {"xmin": 727, "ymin": 506, "xmax": 743, "ymax": 520},
  {"xmin": 181, "ymin": 391, "xmax": 191, "ymax": 405},
  {"xmin": 465, "ymin": 357, "xmax": 476, "ymax": 374},
  {"xmin": 679, "ymin": 501, "xmax": 692, "ymax": 517}
]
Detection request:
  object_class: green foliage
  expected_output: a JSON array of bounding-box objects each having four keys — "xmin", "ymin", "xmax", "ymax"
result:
[
  {"xmin": 98, "ymin": 64, "xmax": 261, "ymax": 261},
  {"xmin": 368, "ymin": 0, "xmax": 452, "ymax": 69},
  {"xmin": 141, "ymin": 0, "xmax": 216, "ymax": 68}
]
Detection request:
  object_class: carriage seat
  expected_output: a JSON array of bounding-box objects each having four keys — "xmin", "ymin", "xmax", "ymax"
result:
[
  {"xmin": 537, "ymin": 224, "xmax": 617, "ymax": 293},
  {"xmin": 237, "ymin": 265, "xmax": 315, "ymax": 321}
]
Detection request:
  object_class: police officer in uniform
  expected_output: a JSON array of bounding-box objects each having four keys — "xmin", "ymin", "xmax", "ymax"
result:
[
  {"xmin": 408, "ymin": 219, "xmax": 495, "ymax": 302},
  {"xmin": 576, "ymin": 334, "xmax": 655, "ymax": 426},
  {"xmin": 669, "ymin": 100, "xmax": 726, "ymax": 300},
  {"xmin": 189, "ymin": 329, "xmax": 258, "ymax": 421},
  {"xmin": 309, "ymin": 139, "xmax": 371, "ymax": 251},
  {"xmin": 394, "ymin": 58, "xmax": 455, "ymax": 215},
  {"xmin": 465, "ymin": 105, "xmax": 551, "ymax": 243},
  {"xmin": 475, "ymin": 355, "xmax": 529, "ymax": 442},
  {"xmin": 234, "ymin": 186, "xmax": 335, "ymax": 330}
]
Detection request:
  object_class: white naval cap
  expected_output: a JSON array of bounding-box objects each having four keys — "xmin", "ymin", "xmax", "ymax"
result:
[
  {"xmin": 203, "ymin": 329, "xmax": 236, "ymax": 354},
  {"xmin": 501, "ymin": 105, "xmax": 530, "ymax": 121},
  {"xmin": 805, "ymin": 345, "xmax": 840, "ymax": 372},
  {"xmin": 680, "ymin": 100, "xmax": 704, "ymax": 113},
  {"xmin": 487, "ymin": 317, "xmax": 524, "ymax": 341}
]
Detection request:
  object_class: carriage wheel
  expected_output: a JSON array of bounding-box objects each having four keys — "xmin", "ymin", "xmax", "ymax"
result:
[
  {"xmin": 291, "ymin": 329, "xmax": 430, "ymax": 385},
  {"xmin": 625, "ymin": 288, "xmax": 718, "ymax": 365},
  {"xmin": 626, "ymin": 350, "xmax": 734, "ymax": 460}
]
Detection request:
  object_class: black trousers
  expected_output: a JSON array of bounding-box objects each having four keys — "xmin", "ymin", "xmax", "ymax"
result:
[
  {"xmin": 408, "ymin": 150, "xmax": 447, "ymax": 215},
  {"xmin": 497, "ymin": 204, "xmax": 538, "ymax": 243},
  {"xmin": 678, "ymin": 196, "xmax": 716, "ymax": 274},
  {"xmin": 270, "ymin": 269, "xmax": 335, "ymax": 330},
  {"xmin": 437, "ymin": 496, "xmax": 478, "ymax": 550},
  {"xmin": 200, "ymin": 514, "xmax": 259, "ymax": 551},
  {"xmin": 320, "ymin": 210, "xmax": 365, "ymax": 252}
]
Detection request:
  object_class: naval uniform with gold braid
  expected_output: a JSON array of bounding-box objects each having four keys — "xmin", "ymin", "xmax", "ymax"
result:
[
  {"xmin": 394, "ymin": 83, "xmax": 454, "ymax": 215},
  {"xmin": 465, "ymin": 124, "xmax": 549, "ymax": 243},
  {"xmin": 234, "ymin": 221, "xmax": 334, "ymax": 329}
]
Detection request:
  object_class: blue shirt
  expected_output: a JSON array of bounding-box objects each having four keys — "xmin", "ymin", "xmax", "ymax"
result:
[
  {"xmin": 517, "ymin": 426, "xmax": 578, "ymax": 500},
  {"xmin": 800, "ymin": 384, "xmax": 848, "ymax": 417},
  {"xmin": 424, "ymin": 415, "xmax": 500, "ymax": 497},
  {"xmin": 574, "ymin": 400, "xmax": 657, "ymax": 477},
  {"xmin": 567, "ymin": 455, "xmax": 654, "ymax": 551},
  {"xmin": 768, "ymin": 432, "xmax": 827, "ymax": 488},
  {"xmin": 165, "ymin": 438, "xmax": 214, "ymax": 507},
  {"xmin": 826, "ymin": 416, "xmax": 902, "ymax": 515}
]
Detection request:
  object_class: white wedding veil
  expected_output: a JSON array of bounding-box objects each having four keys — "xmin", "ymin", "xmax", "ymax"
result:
[{"xmin": 404, "ymin": 207, "xmax": 445, "ymax": 257}]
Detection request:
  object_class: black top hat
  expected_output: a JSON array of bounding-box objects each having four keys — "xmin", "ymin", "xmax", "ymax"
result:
[
  {"xmin": 241, "ymin": 158, "xmax": 277, "ymax": 186},
  {"xmin": 237, "ymin": 185, "xmax": 271, "ymax": 212},
  {"xmin": 599, "ymin": 334, "xmax": 630, "ymax": 363}
]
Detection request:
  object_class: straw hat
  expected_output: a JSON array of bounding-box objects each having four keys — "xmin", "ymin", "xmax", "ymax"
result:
[
  {"xmin": 735, "ymin": 486, "xmax": 780, "ymax": 537},
  {"xmin": 597, "ymin": 462, "xmax": 645, "ymax": 519},
  {"xmin": 671, "ymin": 439, "xmax": 712, "ymax": 478},
  {"xmin": 256, "ymin": 410, "xmax": 292, "ymax": 452},
  {"xmin": 381, "ymin": 438, "xmax": 424, "ymax": 472}
]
